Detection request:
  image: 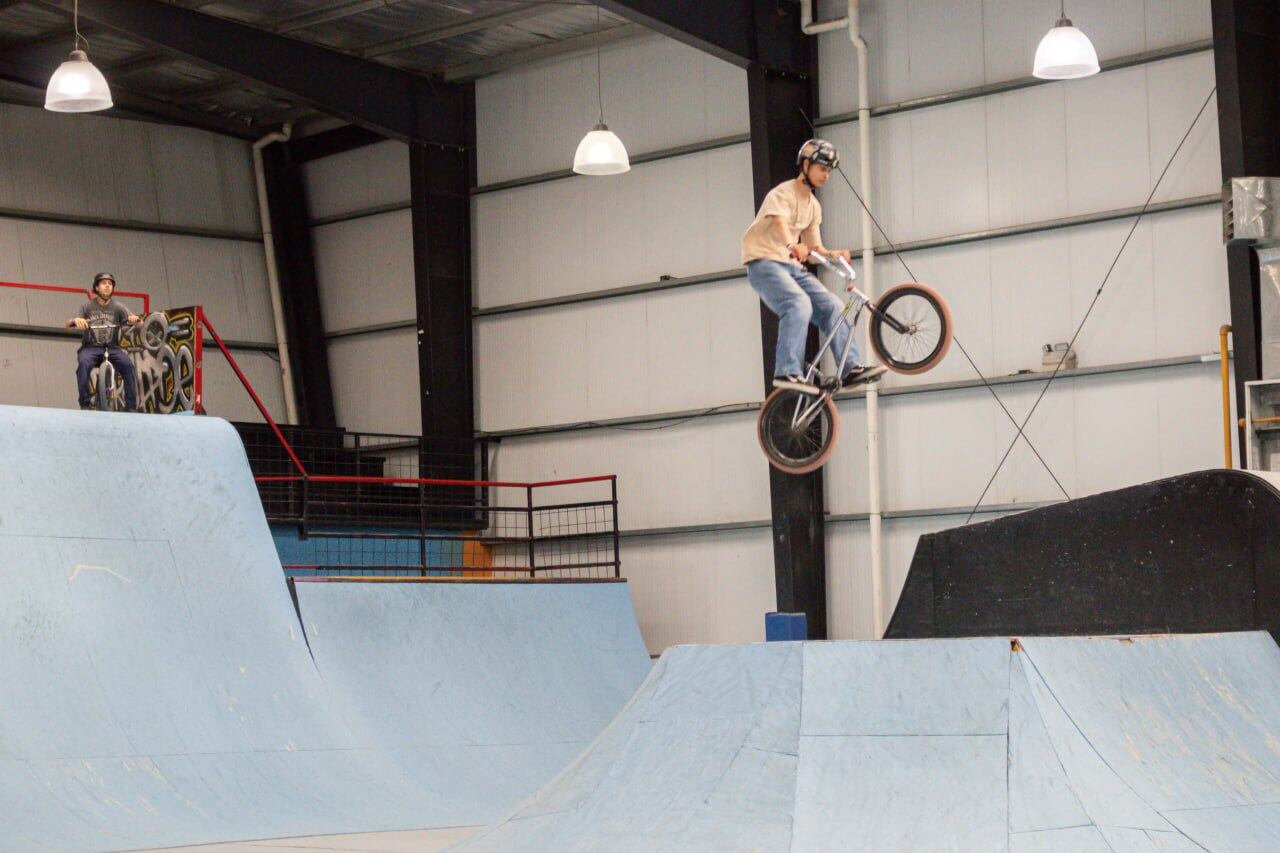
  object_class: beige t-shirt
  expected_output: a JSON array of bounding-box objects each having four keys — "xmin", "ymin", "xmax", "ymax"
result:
[{"xmin": 741, "ymin": 179, "xmax": 823, "ymax": 265}]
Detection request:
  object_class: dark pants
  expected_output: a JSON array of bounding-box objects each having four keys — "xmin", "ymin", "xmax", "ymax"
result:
[{"xmin": 77, "ymin": 345, "xmax": 138, "ymax": 410}]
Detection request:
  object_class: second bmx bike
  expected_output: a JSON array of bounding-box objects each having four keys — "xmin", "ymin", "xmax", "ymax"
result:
[{"xmin": 756, "ymin": 253, "xmax": 953, "ymax": 475}]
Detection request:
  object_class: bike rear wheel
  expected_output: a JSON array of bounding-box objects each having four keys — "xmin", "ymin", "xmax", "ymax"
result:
[
  {"xmin": 757, "ymin": 388, "xmax": 841, "ymax": 475},
  {"xmin": 869, "ymin": 283, "xmax": 953, "ymax": 374}
]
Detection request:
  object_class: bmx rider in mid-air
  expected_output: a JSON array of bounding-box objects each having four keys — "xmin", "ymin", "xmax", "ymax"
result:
[
  {"xmin": 67, "ymin": 272, "xmax": 141, "ymax": 411},
  {"xmin": 741, "ymin": 138, "xmax": 886, "ymax": 393}
]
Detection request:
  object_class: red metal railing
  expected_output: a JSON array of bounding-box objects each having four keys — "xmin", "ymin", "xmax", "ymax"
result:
[
  {"xmin": 0, "ymin": 280, "xmax": 151, "ymax": 314},
  {"xmin": 196, "ymin": 306, "xmax": 307, "ymax": 476}
]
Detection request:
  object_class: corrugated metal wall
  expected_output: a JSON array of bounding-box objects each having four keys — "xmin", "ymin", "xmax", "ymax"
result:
[
  {"xmin": 0, "ymin": 104, "xmax": 283, "ymax": 421},
  {"xmin": 473, "ymin": 1, "xmax": 1226, "ymax": 652},
  {"xmin": 302, "ymin": 139, "xmax": 420, "ymax": 435}
]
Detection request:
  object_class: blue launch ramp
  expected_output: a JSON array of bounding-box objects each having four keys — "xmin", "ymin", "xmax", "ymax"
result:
[
  {"xmin": 459, "ymin": 632, "xmax": 1280, "ymax": 852},
  {"xmin": 0, "ymin": 406, "xmax": 649, "ymax": 851}
]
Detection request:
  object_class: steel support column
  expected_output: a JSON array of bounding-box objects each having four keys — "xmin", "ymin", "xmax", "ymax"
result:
[
  {"xmin": 1212, "ymin": 0, "xmax": 1280, "ymax": 458},
  {"xmin": 259, "ymin": 143, "xmax": 336, "ymax": 427},
  {"xmin": 410, "ymin": 83, "xmax": 476, "ymax": 480},
  {"xmin": 748, "ymin": 64, "xmax": 826, "ymax": 637}
]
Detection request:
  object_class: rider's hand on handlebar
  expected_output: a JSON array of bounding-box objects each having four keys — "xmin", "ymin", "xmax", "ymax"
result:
[
  {"xmin": 789, "ymin": 242, "xmax": 811, "ymax": 262},
  {"xmin": 70, "ymin": 317, "xmax": 88, "ymax": 331},
  {"xmin": 127, "ymin": 314, "xmax": 141, "ymax": 325}
]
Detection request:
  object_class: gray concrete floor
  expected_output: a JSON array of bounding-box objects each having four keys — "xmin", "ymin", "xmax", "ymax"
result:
[{"xmin": 141, "ymin": 826, "xmax": 481, "ymax": 852}]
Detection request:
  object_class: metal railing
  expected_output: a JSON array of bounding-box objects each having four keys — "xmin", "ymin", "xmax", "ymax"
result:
[{"xmin": 263, "ymin": 473, "xmax": 620, "ymax": 579}]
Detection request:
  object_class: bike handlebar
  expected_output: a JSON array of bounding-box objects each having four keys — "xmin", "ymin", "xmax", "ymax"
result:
[{"xmin": 795, "ymin": 250, "xmax": 858, "ymax": 291}]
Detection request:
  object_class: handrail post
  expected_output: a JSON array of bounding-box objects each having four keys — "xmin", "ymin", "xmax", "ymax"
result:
[
  {"xmin": 611, "ymin": 476, "xmax": 621, "ymax": 579},
  {"xmin": 526, "ymin": 485, "xmax": 537, "ymax": 579},
  {"xmin": 1221, "ymin": 325, "xmax": 1233, "ymax": 469},
  {"xmin": 418, "ymin": 476, "xmax": 428, "ymax": 578}
]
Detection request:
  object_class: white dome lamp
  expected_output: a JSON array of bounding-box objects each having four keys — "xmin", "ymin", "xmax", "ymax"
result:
[
  {"xmin": 1033, "ymin": 2, "xmax": 1100, "ymax": 80},
  {"xmin": 573, "ymin": 2, "xmax": 629, "ymax": 176},
  {"xmin": 45, "ymin": 0, "xmax": 113, "ymax": 112}
]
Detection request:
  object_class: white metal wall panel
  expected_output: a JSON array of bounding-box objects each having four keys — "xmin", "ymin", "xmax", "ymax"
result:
[
  {"xmin": 149, "ymin": 126, "xmax": 259, "ymax": 233},
  {"xmin": 823, "ymin": 362, "xmax": 1223, "ymax": 518},
  {"xmin": 620, "ymin": 528, "xmax": 776, "ymax": 653},
  {"xmin": 200, "ymin": 349, "xmax": 288, "ymax": 423},
  {"xmin": 475, "ymin": 278, "xmax": 761, "ymax": 432},
  {"xmin": 162, "ymin": 235, "xmax": 275, "ymax": 343},
  {"xmin": 327, "ymin": 329, "xmax": 422, "ymax": 435},
  {"xmin": 476, "ymin": 34, "xmax": 748, "ymax": 186},
  {"xmin": 0, "ymin": 219, "xmax": 277, "ymax": 345},
  {"xmin": 302, "ymin": 140, "xmax": 410, "ymax": 221},
  {"xmin": 0, "ymin": 103, "xmax": 281, "ymax": 419},
  {"xmin": 827, "ymin": 205, "xmax": 1226, "ymax": 390},
  {"xmin": 487, "ymin": 412, "xmax": 772, "ymax": 533},
  {"xmin": 816, "ymin": 0, "xmax": 1211, "ymax": 117},
  {"xmin": 825, "ymin": 512, "xmax": 1023, "ymax": 641},
  {"xmin": 819, "ymin": 53, "xmax": 1219, "ymax": 254},
  {"xmin": 0, "ymin": 104, "xmax": 258, "ymax": 234},
  {"xmin": 313, "ymin": 210, "xmax": 415, "ymax": 333},
  {"xmin": 473, "ymin": 145, "xmax": 753, "ymax": 308}
]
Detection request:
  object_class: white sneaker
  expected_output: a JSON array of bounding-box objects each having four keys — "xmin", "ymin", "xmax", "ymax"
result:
[{"xmin": 772, "ymin": 374, "xmax": 821, "ymax": 395}]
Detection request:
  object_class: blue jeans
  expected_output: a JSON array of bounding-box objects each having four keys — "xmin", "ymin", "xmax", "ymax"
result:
[
  {"xmin": 77, "ymin": 345, "xmax": 138, "ymax": 409},
  {"xmin": 747, "ymin": 259, "xmax": 859, "ymax": 378}
]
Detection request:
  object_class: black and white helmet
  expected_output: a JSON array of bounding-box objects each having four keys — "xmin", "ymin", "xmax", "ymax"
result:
[{"xmin": 797, "ymin": 138, "xmax": 839, "ymax": 170}]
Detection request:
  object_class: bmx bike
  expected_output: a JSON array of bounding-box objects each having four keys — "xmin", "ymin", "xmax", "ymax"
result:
[
  {"xmin": 84, "ymin": 314, "xmax": 168, "ymax": 412},
  {"xmin": 756, "ymin": 253, "xmax": 953, "ymax": 474}
]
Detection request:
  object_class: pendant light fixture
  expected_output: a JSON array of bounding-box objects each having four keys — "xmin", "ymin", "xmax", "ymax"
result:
[
  {"xmin": 45, "ymin": 0, "xmax": 113, "ymax": 113},
  {"xmin": 572, "ymin": 2, "xmax": 629, "ymax": 176},
  {"xmin": 1032, "ymin": 1, "xmax": 1100, "ymax": 80}
]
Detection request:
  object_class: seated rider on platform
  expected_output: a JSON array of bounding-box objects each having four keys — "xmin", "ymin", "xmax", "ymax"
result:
[
  {"xmin": 67, "ymin": 272, "xmax": 141, "ymax": 411},
  {"xmin": 742, "ymin": 138, "xmax": 886, "ymax": 393}
]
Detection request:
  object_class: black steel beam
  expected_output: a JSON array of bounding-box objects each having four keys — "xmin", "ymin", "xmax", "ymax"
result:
[
  {"xmin": 411, "ymin": 83, "xmax": 475, "ymax": 478},
  {"xmin": 288, "ymin": 124, "xmax": 386, "ymax": 164},
  {"xmin": 1212, "ymin": 0, "xmax": 1280, "ymax": 461},
  {"xmin": 29, "ymin": 0, "xmax": 469, "ymax": 145},
  {"xmin": 260, "ymin": 142, "xmax": 336, "ymax": 427},
  {"xmin": 0, "ymin": 54, "xmax": 255, "ymax": 137},
  {"xmin": 600, "ymin": 0, "xmax": 809, "ymax": 72}
]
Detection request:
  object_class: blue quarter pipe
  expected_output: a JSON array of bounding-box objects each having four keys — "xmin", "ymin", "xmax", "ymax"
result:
[{"xmin": 0, "ymin": 406, "xmax": 650, "ymax": 850}]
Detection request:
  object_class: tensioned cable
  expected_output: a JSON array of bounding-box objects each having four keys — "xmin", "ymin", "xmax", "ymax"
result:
[
  {"xmin": 962, "ymin": 85, "xmax": 1218, "ymax": 523},
  {"xmin": 799, "ymin": 109, "xmax": 1070, "ymax": 500}
]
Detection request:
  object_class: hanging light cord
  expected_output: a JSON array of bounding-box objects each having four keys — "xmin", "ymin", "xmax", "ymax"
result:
[
  {"xmin": 72, "ymin": 0, "xmax": 91, "ymax": 51},
  {"xmin": 595, "ymin": 1, "xmax": 604, "ymax": 124}
]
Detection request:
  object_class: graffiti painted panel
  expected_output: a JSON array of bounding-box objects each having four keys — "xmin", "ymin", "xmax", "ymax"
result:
[{"xmin": 93, "ymin": 307, "xmax": 199, "ymax": 413}]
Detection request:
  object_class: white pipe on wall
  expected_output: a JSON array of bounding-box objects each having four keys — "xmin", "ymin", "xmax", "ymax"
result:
[
  {"xmin": 800, "ymin": 0, "xmax": 886, "ymax": 638},
  {"xmin": 252, "ymin": 124, "xmax": 299, "ymax": 425}
]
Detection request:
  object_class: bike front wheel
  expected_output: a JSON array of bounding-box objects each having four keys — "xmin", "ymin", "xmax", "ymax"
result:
[
  {"xmin": 869, "ymin": 283, "xmax": 953, "ymax": 374},
  {"xmin": 757, "ymin": 388, "xmax": 841, "ymax": 475}
]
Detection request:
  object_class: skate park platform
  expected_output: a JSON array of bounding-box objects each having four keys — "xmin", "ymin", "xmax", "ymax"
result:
[
  {"xmin": 461, "ymin": 632, "xmax": 1280, "ymax": 851},
  {"xmin": 885, "ymin": 469, "xmax": 1280, "ymax": 642},
  {"xmin": 0, "ymin": 405, "xmax": 650, "ymax": 851}
]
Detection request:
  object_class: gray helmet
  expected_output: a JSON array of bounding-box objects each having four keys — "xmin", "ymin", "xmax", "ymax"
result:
[
  {"xmin": 797, "ymin": 138, "xmax": 839, "ymax": 170},
  {"xmin": 92, "ymin": 272, "xmax": 116, "ymax": 292}
]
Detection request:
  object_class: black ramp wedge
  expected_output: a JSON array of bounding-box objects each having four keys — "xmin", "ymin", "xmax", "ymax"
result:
[{"xmin": 886, "ymin": 469, "xmax": 1280, "ymax": 642}]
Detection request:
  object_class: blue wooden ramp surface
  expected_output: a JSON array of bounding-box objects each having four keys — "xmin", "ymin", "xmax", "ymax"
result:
[
  {"xmin": 458, "ymin": 632, "xmax": 1280, "ymax": 851},
  {"xmin": 0, "ymin": 405, "xmax": 650, "ymax": 851}
]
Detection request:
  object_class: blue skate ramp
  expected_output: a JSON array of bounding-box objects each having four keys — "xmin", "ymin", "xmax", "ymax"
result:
[
  {"xmin": 459, "ymin": 632, "xmax": 1280, "ymax": 851},
  {"xmin": 0, "ymin": 405, "xmax": 649, "ymax": 851},
  {"xmin": 291, "ymin": 578, "xmax": 652, "ymax": 809}
]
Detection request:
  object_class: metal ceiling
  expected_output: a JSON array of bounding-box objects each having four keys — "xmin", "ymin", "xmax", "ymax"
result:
[{"xmin": 0, "ymin": 0, "xmax": 642, "ymax": 137}]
